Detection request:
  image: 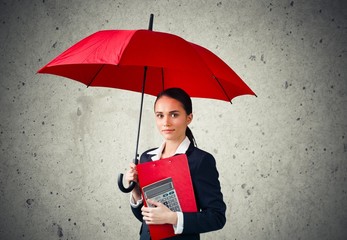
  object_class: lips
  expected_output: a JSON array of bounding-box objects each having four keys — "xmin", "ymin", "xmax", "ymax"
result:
[{"xmin": 162, "ymin": 129, "xmax": 174, "ymax": 134}]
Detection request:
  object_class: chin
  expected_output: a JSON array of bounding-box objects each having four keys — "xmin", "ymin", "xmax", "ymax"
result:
[{"xmin": 163, "ymin": 136, "xmax": 175, "ymax": 141}]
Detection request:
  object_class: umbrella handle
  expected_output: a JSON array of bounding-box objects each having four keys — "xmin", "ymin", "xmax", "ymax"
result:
[{"xmin": 117, "ymin": 173, "xmax": 136, "ymax": 193}]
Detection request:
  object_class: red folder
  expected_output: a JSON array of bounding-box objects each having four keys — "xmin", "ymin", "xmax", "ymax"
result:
[{"xmin": 137, "ymin": 154, "xmax": 197, "ymax": 240}]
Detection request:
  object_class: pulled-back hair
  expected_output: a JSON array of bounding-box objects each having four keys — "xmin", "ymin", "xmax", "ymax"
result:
[{"xmin": 155, "ymin": 88, "xmax": 197, "ymax": 146}]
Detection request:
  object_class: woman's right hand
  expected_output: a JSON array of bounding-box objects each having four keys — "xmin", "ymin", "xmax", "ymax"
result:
[
  {"xmin": 125, "ymin": 163, "xmax": 141, "ymax": 201},
  {"xmin": 125, "ymin": 162, "xmax": 138, "ymax": 184}
]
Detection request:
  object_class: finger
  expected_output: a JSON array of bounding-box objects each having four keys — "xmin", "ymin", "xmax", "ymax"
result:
[
  {"xmin": 146, "ymin": 220, "xmax": 153, "ymax": 225},
  {"xmin": 125, "ymin": 172, "xmax": 138, "ymax": 183},
  {"xmin": 141, "ymin": 206, "xmax": 151, "ymax": 213},
  {"xmin": 127, "ymin": 168, "xmax": 136, "ymax": 174},
  {"xmin": 142, "ymin": 210, "xmax": 151, "ymax": 217},
  {"xmin": 128, "ymin": 167, "xmax": 138, "ymax": 176},
  {"xmin": 144, "ymin": 217, "xmax": 152, "ymax": 225},
  {"xmin": 129, "ymin": 163, "xmax": 137, "ymax": 169},
  {"xmin": 141, "ymin": 210, "xmax": 153, "ymax": 221},
  {"xmin": 147, "ymin": 199, "xmax": 161, "ymax": 207}
]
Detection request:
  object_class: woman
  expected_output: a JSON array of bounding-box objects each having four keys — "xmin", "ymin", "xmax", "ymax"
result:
[{"xmin": 125, "ymin": 88, "xmax": 226, "ymax": 239}]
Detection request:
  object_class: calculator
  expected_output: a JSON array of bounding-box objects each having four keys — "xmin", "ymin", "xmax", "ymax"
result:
[{"xmin": 142, "ymin": 177, "xmax": 182, "ymax": 212}]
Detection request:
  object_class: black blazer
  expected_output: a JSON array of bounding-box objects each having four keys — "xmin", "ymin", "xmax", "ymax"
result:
[{"xmin": 131, "ymin": 143, "xmax": 226, "ymax": 240}]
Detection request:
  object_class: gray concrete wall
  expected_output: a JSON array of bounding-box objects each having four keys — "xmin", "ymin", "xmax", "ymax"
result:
[{"xmin": 1, "ymin": 0, "xmax": 346, "ymax": 239}]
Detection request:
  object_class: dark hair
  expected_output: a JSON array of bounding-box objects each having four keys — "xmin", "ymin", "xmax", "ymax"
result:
[{"xmin": 155, "ymin": 88, "xmax": 197, "ymax": 146}]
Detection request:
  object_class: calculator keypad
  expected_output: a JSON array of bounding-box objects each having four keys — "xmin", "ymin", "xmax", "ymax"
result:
[{"xmin": 153, "ymin": 190, "xmax": 181, "ymax": 212}]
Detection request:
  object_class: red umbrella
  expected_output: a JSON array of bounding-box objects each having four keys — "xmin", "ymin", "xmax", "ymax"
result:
[{"xmin": 38, "ymin": 14, "xmax": 256, "ymax": 192}]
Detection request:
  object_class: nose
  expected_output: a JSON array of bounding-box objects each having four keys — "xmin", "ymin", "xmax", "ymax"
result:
[{"xmin": 163, "ymin": 115, "xmax": 171, "ymax": 127}]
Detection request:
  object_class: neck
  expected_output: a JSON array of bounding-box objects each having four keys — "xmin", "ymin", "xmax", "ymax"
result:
[{"xmin": 162, "ymin": 137, "xmax": 185, "ymax": 158}]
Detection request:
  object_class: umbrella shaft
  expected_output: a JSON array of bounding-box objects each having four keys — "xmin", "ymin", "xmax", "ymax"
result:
[
  {"xmin": 134, "ymin": 13, "xmax": 153, "ymax": 163},
  {"xmin": 134, "ymin": 66, "xmax": 148, "ymax": 164}
]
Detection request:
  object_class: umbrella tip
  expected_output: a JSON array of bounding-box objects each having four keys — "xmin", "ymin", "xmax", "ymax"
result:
[{"xmin": 148, "ymin": 14, "xmax": 154, "ymax": 31}]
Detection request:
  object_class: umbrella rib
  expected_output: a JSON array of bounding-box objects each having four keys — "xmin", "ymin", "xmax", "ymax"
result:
[
  {"xmin": 87, "ymin": 64, "xmax": 105, "ymax": 87},
  {"xmin": 213, "ymin": 75, "xmax": 233, "ymax": 104}
]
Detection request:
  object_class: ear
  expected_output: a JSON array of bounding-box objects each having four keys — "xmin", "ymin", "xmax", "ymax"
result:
[{"xmin": 187, "ymin": 113, "xmax": 193, "ymax": 125}]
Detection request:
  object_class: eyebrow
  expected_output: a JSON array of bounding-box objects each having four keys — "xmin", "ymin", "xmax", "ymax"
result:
[{"xmin": 155, "ymin": 110, "xmax": 180, "ymax": 114}]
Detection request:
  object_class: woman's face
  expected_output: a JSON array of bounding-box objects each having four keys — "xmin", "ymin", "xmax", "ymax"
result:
[{"xmin": 154, "ymin": 96, "xmax": 192, "ymax": 142}]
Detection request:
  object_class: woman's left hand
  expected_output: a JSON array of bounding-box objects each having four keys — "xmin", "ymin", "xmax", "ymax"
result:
[{"xmin": 141, "ymin": 199, "xmax": 178, "ymax": 225}]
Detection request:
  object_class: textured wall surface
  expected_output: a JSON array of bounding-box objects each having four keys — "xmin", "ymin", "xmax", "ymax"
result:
[{"xmin": 1, "ymin": 0, "xmax": 346, "ymax": 239}]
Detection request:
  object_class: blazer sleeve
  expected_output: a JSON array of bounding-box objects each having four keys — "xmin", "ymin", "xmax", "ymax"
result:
[
  {"xmin": 130, "ymin": 151, "xmax": 154, "ymax": 223},
  {"xmin": 131, "ymin": 201, "xmax": 144, "ymax": 223},
  {"xmin": 182, "ymin": 151, "xmax": 226, "ymax": 234}
]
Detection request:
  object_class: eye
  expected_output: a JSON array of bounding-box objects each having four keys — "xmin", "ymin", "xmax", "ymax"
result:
[
  {"xmin": 171, "ymin": 113, "xmax": 179, "ymax": 118},
  {"xmin": 156, "ymin": 113, "xmax": 164, "ymax": 119}
]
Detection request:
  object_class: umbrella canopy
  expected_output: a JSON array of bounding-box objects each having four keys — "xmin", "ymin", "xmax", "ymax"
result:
[
  {"xmin": 38, "ymin": 18, "xmax": 255, "ymax": 192},
  {"xmin": 38, "ymin": 29, "xmax": 255, "ymax": 102}
]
